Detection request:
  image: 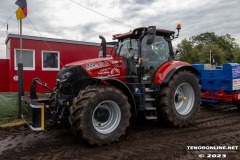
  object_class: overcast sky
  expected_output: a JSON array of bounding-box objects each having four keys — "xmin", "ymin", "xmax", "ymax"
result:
[{"xmin": 0, "ymin": 0, "xmax": 240, "ymax": 59}]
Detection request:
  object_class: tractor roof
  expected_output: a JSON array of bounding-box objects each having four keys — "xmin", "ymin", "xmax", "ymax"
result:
[{"xmin": 113, "ymin": 27, "xmax": 175, "ymax": 40}]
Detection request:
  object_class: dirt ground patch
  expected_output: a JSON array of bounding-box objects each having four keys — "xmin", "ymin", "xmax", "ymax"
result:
[{"xmin": 1, "ymin": 105, "xmax": 240, "ymax": 160}]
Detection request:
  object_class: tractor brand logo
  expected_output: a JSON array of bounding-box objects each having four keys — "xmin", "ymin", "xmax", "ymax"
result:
[
  {"xmin": 111, "ymin": 68, "xmax": 120, "ymax": 76},
  {"xmin": 111, "ymin": 60, "xmax": 123, "ymax": 64},
  {"xmin": 86, "ymin": 62, "xmax": 104, "ymax": 70},
  {"xmin": 98, "ymin": 68, "xmax": 111, "ymax": 75},
  {"xmin": 97, "ymin": 67, "xmax": 120, "ymax": 76}
]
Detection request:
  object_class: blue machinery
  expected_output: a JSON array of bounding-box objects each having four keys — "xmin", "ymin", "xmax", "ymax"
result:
[{"xmin": 193, "ymin": 63, "xmax": 240, "ymax": 104}]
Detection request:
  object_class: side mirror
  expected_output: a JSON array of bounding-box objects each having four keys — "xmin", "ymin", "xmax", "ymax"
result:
[{"xmin": 146, "ymin": 26, "xmax": 156, "ymax": 45}]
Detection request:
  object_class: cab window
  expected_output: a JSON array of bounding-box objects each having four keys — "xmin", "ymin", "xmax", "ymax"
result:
[
  {"xmin": 141, "ymin": 35, "xmax": 171, "ymax": 83},
  {"xmin": 142, "ymin": 35, "xmax": 170, "ymax": 62},
  {"xmin": 116, "ymin": 38, "xmax": 138, "ymax": 58}
]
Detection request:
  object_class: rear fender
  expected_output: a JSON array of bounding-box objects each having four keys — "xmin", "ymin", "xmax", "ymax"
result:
[
  {"xmin": 153, "ymin": 61, "xmax": 200, "ymax": 84},
  {"xmin": 94, "ymin": 77, "xmax": 137, "ymax": 117}
]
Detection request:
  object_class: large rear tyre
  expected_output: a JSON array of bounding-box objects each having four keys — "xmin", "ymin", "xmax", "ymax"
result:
[
  {"xmin": 158, "ymin": 70, "xmax": 201, "ymax": 127},
  {"xmin": 69, "ymin": 85, "xmax": 131, "ymax": 146}
]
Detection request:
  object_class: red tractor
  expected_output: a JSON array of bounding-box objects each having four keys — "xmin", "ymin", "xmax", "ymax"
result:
[{"xmin": 23, "ymin": 25, "xmax": 201, "ymax": 146}]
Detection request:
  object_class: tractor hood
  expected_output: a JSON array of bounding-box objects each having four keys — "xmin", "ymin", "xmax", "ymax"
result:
[
  {"xmin": 65, "ymin": 57, "xmax": 113, "ymax": 68},
  {"xmin": 56, "ymin": 57, "xmax": 126, "ymax": 95},
  {"xmin": 65, "ymin": 57, "xmax": 127, "ymax": 80}
]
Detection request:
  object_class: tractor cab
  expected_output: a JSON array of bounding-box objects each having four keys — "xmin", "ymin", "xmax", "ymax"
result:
[{"xmin": 113, "ymin": 26, "xmax": 177, "ymax": 83}]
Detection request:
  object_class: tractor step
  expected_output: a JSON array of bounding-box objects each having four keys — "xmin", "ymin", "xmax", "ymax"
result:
[
  {"xmin": 145, "ymin": 98, "xmax": 155, "ymax": 101},
  {"xmin": 146, "ymin": 115, "xmax": 157, "ymax": 120},
  {"xmin": 146, "ymin": 106, "xmax": 156, "ymax": 110},
  {"xmin": 144, "ymin": 86, "xmax": 157, "ymax": 120}
]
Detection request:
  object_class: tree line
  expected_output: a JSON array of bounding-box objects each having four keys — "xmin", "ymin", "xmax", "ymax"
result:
[{"xmin": 176, "ymin": 32, "xmax": 240, "ymax": 65}]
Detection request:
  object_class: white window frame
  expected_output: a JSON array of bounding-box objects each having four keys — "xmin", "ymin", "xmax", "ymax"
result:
[
  {"xmin": 14, "ymin": 48, "xmax": 35, "ymax": 70},
  {"xmin": 41, "ymin": 50, "xmax": 60, "ymax": 71}
]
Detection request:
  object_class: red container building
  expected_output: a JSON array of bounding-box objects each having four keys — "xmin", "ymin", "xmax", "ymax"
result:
[{"xmin": 0, "ymin": 34, "xmax": 112, "ymax": 92}]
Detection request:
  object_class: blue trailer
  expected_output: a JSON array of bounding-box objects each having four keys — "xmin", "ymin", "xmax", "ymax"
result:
[{"xmin": 192, "ymin": 63, "xmax": 240, "ymax": 108}]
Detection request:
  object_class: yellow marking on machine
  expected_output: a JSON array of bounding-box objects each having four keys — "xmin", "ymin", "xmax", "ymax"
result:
[
  {"xmin": 183, "ymin": 96, "xmax": 187, "ymax": 101},
  {"xmin": 41, "ymin": 105, "xmax": 44, "ymax": 130}
]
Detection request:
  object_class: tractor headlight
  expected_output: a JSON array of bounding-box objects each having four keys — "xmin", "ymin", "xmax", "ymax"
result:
[{"xmin": 58, "ymin": 71, "xmax": 73, "ymax": 82}]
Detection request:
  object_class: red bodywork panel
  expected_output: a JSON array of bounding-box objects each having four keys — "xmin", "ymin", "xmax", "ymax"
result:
[
  {"xmin": 67, "ymin": 60, "xmax": 192, "ymax": 84},
  {"xmin": 153, "ymin": 61, "xmax": 191, "ymax": 84},
  {"xmin": 66, "ymin": 57, "xmax": 127, "ymax": 82}
]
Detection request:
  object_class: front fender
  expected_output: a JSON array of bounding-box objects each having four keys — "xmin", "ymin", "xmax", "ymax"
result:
[{"xmin": 153, "ymin": 61, "xmax": 200, "ymax": 84}]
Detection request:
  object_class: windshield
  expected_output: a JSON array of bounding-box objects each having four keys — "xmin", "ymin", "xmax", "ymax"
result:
[
  {"xmin": 116, "ymin": 36, "xmax": 170, "ymax": 59},
  {"xmin": 116, "ymin": 38, "xmax": 138, "ymax": 58},
  {"xmin": 141, "ymin": 35, "xmax": 171, "ymax": 83},
  {"xmin": 142, "ymin": 35, "xmax": 170, "ymax": 61}
]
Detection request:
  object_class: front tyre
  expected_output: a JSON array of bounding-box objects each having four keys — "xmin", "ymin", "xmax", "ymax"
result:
[
  {"xmin": 49, "ymin": 88, "xmax": 58, "ymax": 111},
  {"xmin": 69, "ymin": 85, "xmax": 131, "ymax": 146},
  {"xmin": 158, "ymin": 70, "xmax": 201, "ymax": 127}
]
